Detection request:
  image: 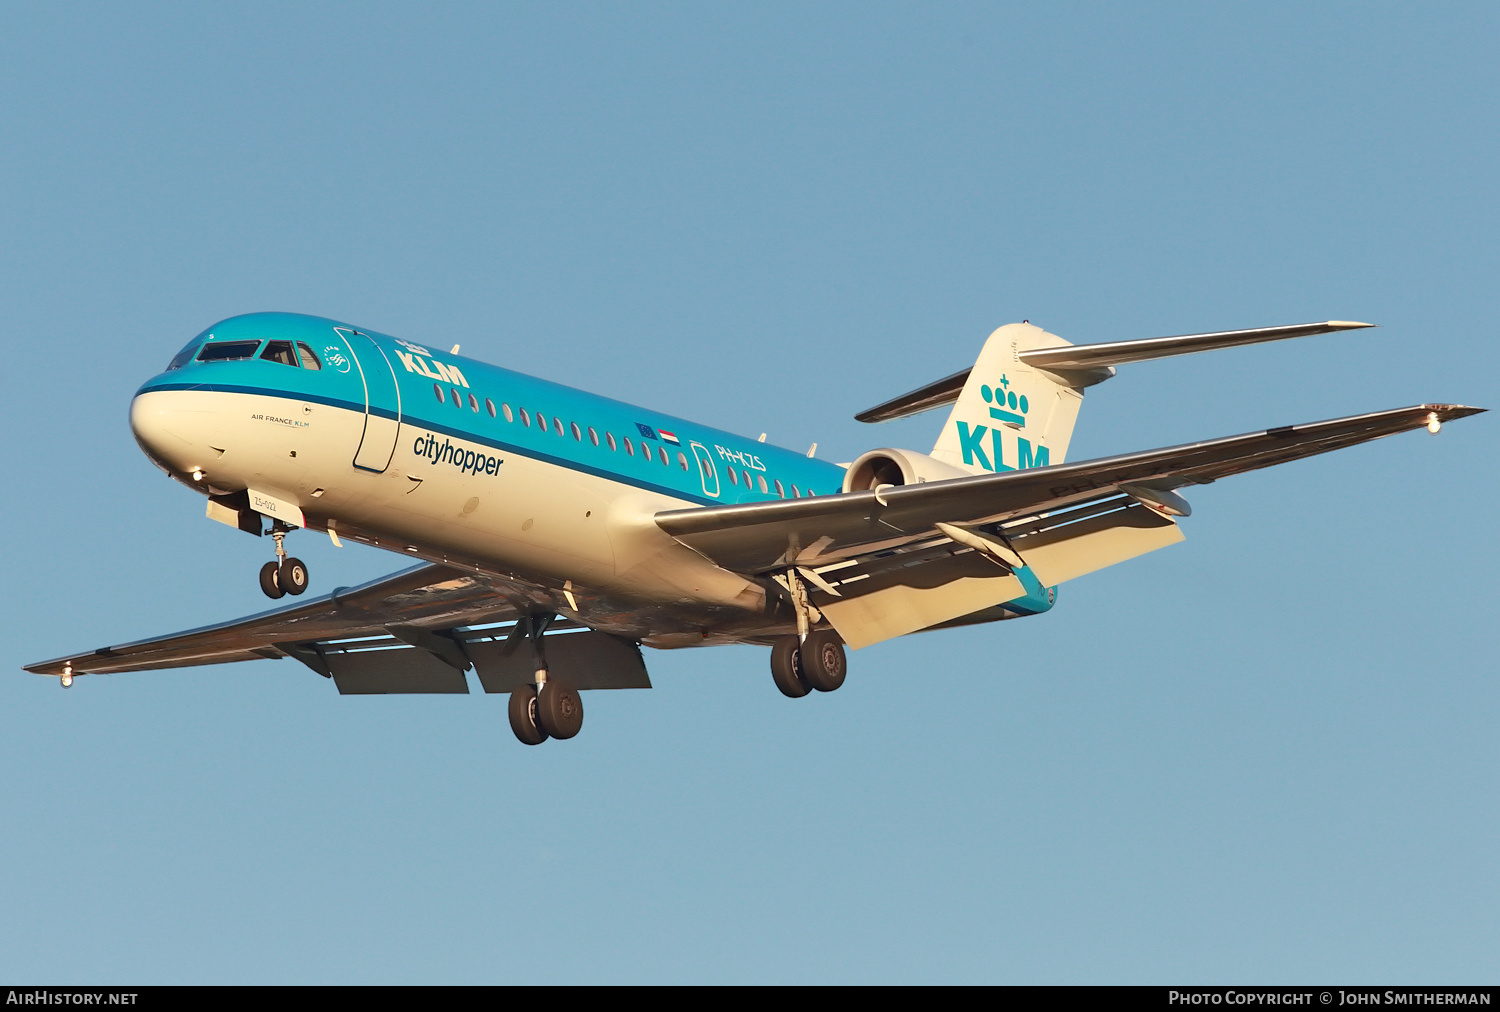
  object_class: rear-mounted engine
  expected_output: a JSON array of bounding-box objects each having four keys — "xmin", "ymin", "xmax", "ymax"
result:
[{"xmin": 841, "ymin": 447, "xmax": 973, "ymax": 493}]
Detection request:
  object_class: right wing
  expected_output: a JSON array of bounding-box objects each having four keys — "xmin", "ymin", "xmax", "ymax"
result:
[
  {"xmin": 659, "ymin": 404, "xmax": 1483, "ymax": 574},
  {"xmin": 658, "ymin": 404, "xmax": 1483, "ymax": 648}
]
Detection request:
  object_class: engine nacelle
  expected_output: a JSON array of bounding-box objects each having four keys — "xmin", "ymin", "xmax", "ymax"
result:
[{"xmin": 841, "ymin": 447, "xmax": 974, "ymax": 494}]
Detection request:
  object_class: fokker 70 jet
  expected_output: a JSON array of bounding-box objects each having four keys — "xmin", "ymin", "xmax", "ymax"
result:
[{"xmin": 26, "ymin": 314, "xmax": 1482, "ymax": 745}]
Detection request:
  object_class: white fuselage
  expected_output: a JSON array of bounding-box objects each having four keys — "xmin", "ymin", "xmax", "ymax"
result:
[{"xmin": 131, "ymin": 387, "xmax": 779, "ymax": 647}]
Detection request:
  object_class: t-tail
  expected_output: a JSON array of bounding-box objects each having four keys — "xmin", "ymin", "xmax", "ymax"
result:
[{"xmin": 856, "ymin": 319, "xmax": 1377, "ymax": 475}]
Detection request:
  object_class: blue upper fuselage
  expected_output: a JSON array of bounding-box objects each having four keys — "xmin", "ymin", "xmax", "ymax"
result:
[{"xmin": 138, "ymin": 312, "xmax": 848, "ymax": 506}]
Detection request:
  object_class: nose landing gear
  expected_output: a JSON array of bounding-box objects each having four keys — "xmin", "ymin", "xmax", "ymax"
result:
[{"xmin": 258, "ymin": 522, "xmax": 310, "ymax": 599}]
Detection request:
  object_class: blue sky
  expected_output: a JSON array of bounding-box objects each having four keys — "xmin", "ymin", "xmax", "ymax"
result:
[{"xmin": 2, "ymin": 2, "xmax": 1495, "ymax": 983}]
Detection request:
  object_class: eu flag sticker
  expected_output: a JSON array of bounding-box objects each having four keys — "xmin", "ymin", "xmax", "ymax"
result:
[{"xmin": 636, "ymin": 423, "xmax": 659, "ymax": 440}]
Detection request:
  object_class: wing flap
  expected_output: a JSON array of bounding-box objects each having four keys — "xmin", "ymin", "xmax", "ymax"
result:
[
  {"xmin": 817, "ymin": 550, "xmax": 1025, "ymax": 649},
  {"xmin": 328, "ymin": 645, "xmax": 471, "ymax": 694},
  {"xmin": 468, "ymin": 631, "xmax": 651, "ymax": 692},
  {"xmin": 1014, "ymin": 502, "xmax": 1184, "ymax": 587}
]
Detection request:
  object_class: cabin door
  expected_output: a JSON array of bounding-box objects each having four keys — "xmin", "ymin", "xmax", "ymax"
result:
[
  {"xmin": 337, "ymin": 328, "xmax": 403, "ymax": 473},
  {"xmin": 690, "ymin": 442, "xmax": 720, "ymax": 498}
]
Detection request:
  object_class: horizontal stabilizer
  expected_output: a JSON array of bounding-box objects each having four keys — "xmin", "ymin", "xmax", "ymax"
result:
[
  {"xmin": 855, "ymin": 367, "xmax": 971, "ymax": 423},
  {"xmin": 1017, "ymin": 320, "xmax": 1374, "ymax": 372},
  {"xmin": 856, "ymin": 321, "xmax": 1373, "ymax": 423}
]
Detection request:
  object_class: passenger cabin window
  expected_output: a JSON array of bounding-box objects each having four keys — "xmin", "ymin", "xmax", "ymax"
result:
[
  {"xmin": 607, "ymin": 432, "xmax": 617, "ymax": 451},
  {"xmin": 296, "ymin": 343, "xmax": 322, "ymax": 370},
  {"xmin": 775, "ymin": 480, "xmax": 785, "ymax": 498},
  {"xmin": 520, "ymin": 408, "xmax": 531, "ymax": 427},
  {"xmin": 571, "ymin": 422, "xmax": 582, "ymax": 441},
  {"xmin": 624, "ymin": 437, "xmax": 634, "ymax": 456},
  {"xmin": 678, "ymin": 452, "xmax": 689, "ymax": 471},
  {"xmin": 468, "ymin": 393, "xmax": 479, "ymax": 412},
  {"xmin": 260, "ymin": 341, "xmax": 298, "ymax": 366},
  {"xmin": 450, "ymin": 388, "xmax": 462, "ymax": 407},
  {"xmin": 502, "ymin": 403, "xmax": 514, "ymax": 423},
  {"xmin": 728, "ymin": 468, "xmax": 738, "ymax": 486},
  {"xmin": 196, "ymin": 341, "xmax": 262, "ymax": 362},
  {"xmin": 485, "ymin": 398, "xmax": 496, "ymax": 418},
  {"xmin": 758, "ymin": 475, "xmax": 768, "ymax": 493},
  {"xmin": 433, "ymin": 384, "xmax": 445, "ymax": 403}
]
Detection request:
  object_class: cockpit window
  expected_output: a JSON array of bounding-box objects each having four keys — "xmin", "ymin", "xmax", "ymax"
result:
[
  {"xmin": 296, "ymin": 343, "xmax": 322, "ymax": 370},
  {"xmin": 262, "ymin": 341, "xmax": 300, "ymax": 365},
  {"xmin": 196, "ymin": 341, "xmax": 263, "ymax": 362},
  {"xmin": 166, "ymin": 336, "xmax": 203, "ymax": 371},
  {"xmin": 261, "ymin": 341, "xmax": 299, "ymax": 366}
]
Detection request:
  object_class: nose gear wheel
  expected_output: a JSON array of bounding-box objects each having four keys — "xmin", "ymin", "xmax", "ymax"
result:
[
  {"xmin": 258, "ymin": 521, "xmax": 310, "ymax": 598},
  {"xmin": 259, "ymin": 561, "xmax": 284, "ymax": 599}
]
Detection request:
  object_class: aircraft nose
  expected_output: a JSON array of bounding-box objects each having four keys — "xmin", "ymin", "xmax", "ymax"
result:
[{"xmin": 130, "ymin": 388, "xmax": 224, "ymax": 478}]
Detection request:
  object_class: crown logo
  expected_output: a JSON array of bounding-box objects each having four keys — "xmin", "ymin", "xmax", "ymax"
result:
[{"xmin": 981, "ymin": 375, "xmax": 1028, "ymax": 427}]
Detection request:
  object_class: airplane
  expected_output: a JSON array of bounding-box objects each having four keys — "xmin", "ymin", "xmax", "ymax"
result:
[{"xmin": 24, "ymin": 313, "xmax": 1483, "ymax": 745}]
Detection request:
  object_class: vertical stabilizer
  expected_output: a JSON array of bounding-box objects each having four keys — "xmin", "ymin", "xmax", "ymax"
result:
[{"xmin": 930, "ymin": 323, "xmax": 1087, "ymax": 475}]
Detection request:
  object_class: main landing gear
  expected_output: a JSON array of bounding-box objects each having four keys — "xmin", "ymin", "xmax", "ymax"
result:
[
  {"xmin": 770, "ymin": 630, "xmax": 847, "ymax": 698},
  {"xmin": 505, "ymin": 613, "xmax": 585, "ymax": 746},
  {"xmin": 508, "ymin": 679, "xmax": 584, "ymax": 745},
  {"xmin": 258, "ymin": 522, "xmax": 309, "ymax": 600}
]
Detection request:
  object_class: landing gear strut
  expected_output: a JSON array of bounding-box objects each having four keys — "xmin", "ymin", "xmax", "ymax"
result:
[
  {"xmin": 770, "ymin": 630, "xmax": 846, "ymax": 697},
  {"xmin": 505, "ymin": 613, "xmax": 585, "ymax": 746},
  {"xmin": 259, "ymin": 521, "xmax": 309, "ymax": 599}
]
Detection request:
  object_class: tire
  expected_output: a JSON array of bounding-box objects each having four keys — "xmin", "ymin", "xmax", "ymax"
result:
[
  {"xmin": 508, "ymin": 684, "xmax": 548, "ymax": 746},
  {"xmin": 537, "ymin": 679, "xmax": 584, "ymax": 740},
  {"xmin": 279, "ymin": 557, "xmax": 309, "ymax": 596},
  {"xmin": 770, "ymin": 637, "xmax": 811, "ymax": 698},
  {"xmin": 801, "ymin": 630, "xmax": 847, "ymax": 692},
  {"xmin": 259, "ymin": 561, "xmax": 285, "ymax": 599}
]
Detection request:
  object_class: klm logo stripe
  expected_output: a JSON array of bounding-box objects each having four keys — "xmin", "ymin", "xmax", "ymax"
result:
[
  {"xmin": 1017, "ymin": 438, "xmax": 1049, "ymax": 469},
  {"xmin": 956, "ymin": 374, "xmax": 1048, "ymax": 473},
  {"xmin": 395, "ymin": 350, "xmax": 469, "ymax": 388},
  {"xmin": 956, "ymin": 421, "xmax": 992, "ymax": 470},
  {"xmin": 982, "ymin": 376, "xmax": 1028, "ymax": 427}
]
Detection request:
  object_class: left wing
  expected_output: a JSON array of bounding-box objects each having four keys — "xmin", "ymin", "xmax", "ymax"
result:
[
  {"xmin": 26, "ymin": 560, "xmax": 654, "ymax": 695},
  {"xmin": 25, "ymin": 563, "xmax": 518, "ymax": 676},
  {"xmin": 26, "ymin": 563, "xmax": 651, "ymax": 693}
]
